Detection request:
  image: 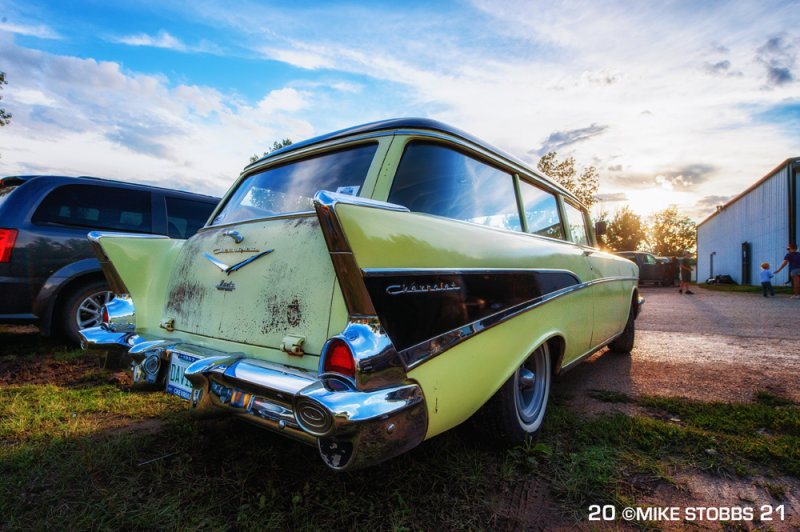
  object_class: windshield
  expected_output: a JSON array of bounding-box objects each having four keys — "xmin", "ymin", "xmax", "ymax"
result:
[{"xmin": 212, "ymin": 143, "xmax": 378, "ymax": 225}]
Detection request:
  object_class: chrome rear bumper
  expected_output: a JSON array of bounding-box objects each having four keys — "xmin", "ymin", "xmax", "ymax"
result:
[{"xmin": 79, "ymin": 326, "xmax": 428, "ymax": 470}]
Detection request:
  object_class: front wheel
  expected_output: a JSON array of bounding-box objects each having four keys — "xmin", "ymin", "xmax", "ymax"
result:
[
  {"xmin": 61, "ymin": 281, "xmax": 113, "ymax": 344},
  {"xmin": 608, "ymin": 303, "xmax": 635, "ymax": 354},
  {"xmin": 477, "ymin": 343, "xmax": 551, "ymax": 445}
]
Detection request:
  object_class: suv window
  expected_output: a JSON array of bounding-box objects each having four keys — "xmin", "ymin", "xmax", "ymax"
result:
[
  {"xmin": 563, "ymin": 200, "xmax": 590, "ymax": 247},
  {"xmin": 518, "ymin": 179, "xmax": 563, "ymax": 239},
  {"xmin": 32, "ymin": 184, "xmax": 152, "ymax": 232},
  {"xmin": 166, "ymin": 197, "xmax": 215, "ymax": 238},
  {"xmin": 388, "ymin": 142, "xmax": 521, "ymax": 231},
  {"xmin": 212, "ymin": 143, "xmax": 378, "ymax": 225},
  {"xmin": 642, "ymin": 253, "xmax": 657, "ymax": 264}
]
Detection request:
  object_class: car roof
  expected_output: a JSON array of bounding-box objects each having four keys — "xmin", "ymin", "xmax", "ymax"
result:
[
  {"xmin": 0, "ymin": 175, "xmax": 219, "ymax": 201},
  {"xmin": 247, "ymin": 117, "xmax": 581, "ymax": 206}
]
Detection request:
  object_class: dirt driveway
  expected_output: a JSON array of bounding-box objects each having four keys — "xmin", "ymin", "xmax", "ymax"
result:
[
  {"xmin": 546, "ymin": 285, "xmax": 800, "ymax": 531},
  {"xmin": 556, "ymin": 285, "xmax": 800, "ymax": 405}
]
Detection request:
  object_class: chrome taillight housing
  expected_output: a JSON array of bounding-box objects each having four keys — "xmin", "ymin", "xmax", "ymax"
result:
[{"xmin": 101, "ymin": 294, "xmax": 136, "ymax": 332}]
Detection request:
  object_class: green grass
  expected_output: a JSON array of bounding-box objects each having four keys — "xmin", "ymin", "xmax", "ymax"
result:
[
  {"xmin": 1, "ymin": 341, "xmax": 799, "ymax": 529},
  {"xmin": 699, "ymin": 282, "xmax": 794, "ymax": 295}
]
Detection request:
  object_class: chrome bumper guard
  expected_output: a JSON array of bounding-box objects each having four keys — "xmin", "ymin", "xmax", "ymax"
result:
[{"xmin": 78, "ymin": 326, "xmax": 428, "ymax": 471}]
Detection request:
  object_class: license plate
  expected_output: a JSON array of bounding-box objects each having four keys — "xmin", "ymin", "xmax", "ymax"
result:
[{"xmin": 166, "ymin": 352, "xmax": 200, "ymax": 400}]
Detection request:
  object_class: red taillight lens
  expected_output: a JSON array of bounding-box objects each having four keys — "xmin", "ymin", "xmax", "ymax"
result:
[
  {"xmin": 323, "ymin": 339, "xmax": 355, "ymax": 377},
  {"xmin": 0, "ymin": 229, "xmax": 17, "ymax": 263},
  {"xmin": 102, "ymin": 306, "xmax": 109, "ymax": 324}
]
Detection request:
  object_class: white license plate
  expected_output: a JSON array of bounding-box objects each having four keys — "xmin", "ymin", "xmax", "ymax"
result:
[{"xmin": 166, "ymin": 352, "xmax": 200, "ymax": 400}]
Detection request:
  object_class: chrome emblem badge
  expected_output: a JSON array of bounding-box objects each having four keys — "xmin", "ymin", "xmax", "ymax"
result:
[
  {"xmin": 385, "ymin": 281, "xmax": 460, "ymax": 296},
  {"xmin": 204, "ymin": 249, "xmax": 274, "ymax": 275},
  {"xmin": 216, "ymin": 280, "xmax": 236, "ymax": 291},
  {"xmin": 223, "ymin": 230, "xmax": 244, "ymax": 243}
]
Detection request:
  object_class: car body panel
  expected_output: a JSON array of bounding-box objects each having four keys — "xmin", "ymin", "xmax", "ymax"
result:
[{"xmin": 160, "ymin": 215, "xmax": 333, "ymax": 364}]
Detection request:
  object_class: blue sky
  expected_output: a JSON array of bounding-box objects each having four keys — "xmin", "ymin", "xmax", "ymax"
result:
[{"xmin": 1, "ymin": 0, "xmax": 799, "ymax": 221}]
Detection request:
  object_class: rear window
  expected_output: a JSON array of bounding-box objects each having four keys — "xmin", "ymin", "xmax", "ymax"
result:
[
  {"xmin": 212, "ymin": 143, "xmax": 378, "ymax": 225},
  {"xmin": 166, "ymin": 197, "xmax": 216, "ymax": 238},
  {"xmin": 32, "ymin": 184, "xmax": 152, "ymax": 232}
]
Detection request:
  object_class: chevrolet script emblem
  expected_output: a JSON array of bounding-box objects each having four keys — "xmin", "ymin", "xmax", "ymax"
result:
[{"xmin": 204, "ymin": 249, "xmax": 274, "ymax": 275}]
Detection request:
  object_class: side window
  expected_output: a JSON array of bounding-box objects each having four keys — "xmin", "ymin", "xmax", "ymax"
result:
[
  {"xmin": 166, "ymin": 197, "xmax": 216, "ymax": 238},
  {"xmin": 388, "ymin": 142, "xmax": 521, "ymax": 231},
  {"xmin": 518, "ymin": 179, "xmax": 564, "ymax": 239},
  {"xmin": 642, "ymin": 254, "xmax": 656, "ymax": 265},
  {"xmin": 32, "ymin": 184, "xmax": 152, "ymax": 232},
  {"xmin": 563, "ymin": 201, "xmax": 591, "ymax": 247}
]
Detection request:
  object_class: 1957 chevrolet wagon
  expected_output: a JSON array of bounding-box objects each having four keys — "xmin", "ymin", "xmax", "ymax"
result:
[{"xmin": 80, "ymin": 118, "xmax": 642, "ymax": 470}]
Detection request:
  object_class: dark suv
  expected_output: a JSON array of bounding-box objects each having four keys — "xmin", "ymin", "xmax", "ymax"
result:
[
  {"xmin": 614, "ymin": 251, "xmax": 677, "ymax": 286},
  {"xmin": 0, "ymin": 175, "xmax": 218, "ymax": 342}
]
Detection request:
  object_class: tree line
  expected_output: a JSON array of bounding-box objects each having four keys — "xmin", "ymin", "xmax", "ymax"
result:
[{"xmin": 537, "ymin": 152, "xmax": 696, "ymax": 257}]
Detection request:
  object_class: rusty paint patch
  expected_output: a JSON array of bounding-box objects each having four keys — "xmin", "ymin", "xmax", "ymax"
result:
[{"xmin": 286, "ymin": 297, "xmax": 302, "ymax": 328}]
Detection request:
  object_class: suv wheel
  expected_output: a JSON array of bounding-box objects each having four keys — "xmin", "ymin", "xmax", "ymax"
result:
[{"xmin": 61, "ymin": 281, "xmax": 113, "ymax": 344}]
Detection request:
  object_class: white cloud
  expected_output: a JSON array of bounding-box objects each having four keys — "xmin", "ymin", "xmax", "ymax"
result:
[
  {"xmin": 112, "ymin": 30, "xmax": 187, "ymax": 51},
  {"xmin": 256, "ymin": 88, "xmax": 310, "ymax": 114},
  {"xmin": 0, "ymin": 40, "xmax": 318, "ymax": 196},
  {"xmin": 0, "ymin": 20, "xmax": 60, "ymax": 39}
]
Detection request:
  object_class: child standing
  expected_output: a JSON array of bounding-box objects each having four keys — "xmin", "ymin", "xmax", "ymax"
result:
[{"xmin": 760, "ymin": 262, "xmax": 775, "ymax": 297}]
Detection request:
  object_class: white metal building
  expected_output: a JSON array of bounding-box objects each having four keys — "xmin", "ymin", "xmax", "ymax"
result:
[{"xmin": 697, "ymin": 157, "xmax": 799, "ymax": 286}]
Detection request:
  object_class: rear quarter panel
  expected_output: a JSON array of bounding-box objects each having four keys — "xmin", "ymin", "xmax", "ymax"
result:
[{"xmin": 335, "ymin": 204, "xmax": 601, "ymax": 438}]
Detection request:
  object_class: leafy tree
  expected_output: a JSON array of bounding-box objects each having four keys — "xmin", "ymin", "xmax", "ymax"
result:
[
  {"xmin": 0, "ymin": 72, "xmax": 9, "ymax": 127},
  {"xmin": 537, "ymin": 151, "xmax": 599, "ymax": 207},
  {"xmin": 646, "ymin": 206, "xmax": 696, "ymax": 256},
  {"xmin": 604, "ymin": 206, "xmax": 647, "ymax": 251},
  {"xmin": 249, "ymin": 138, "xmax": 293, "ymax": 164}
]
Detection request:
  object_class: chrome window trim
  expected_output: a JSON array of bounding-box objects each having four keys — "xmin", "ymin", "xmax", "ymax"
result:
[
  {"xmin": 363, "ymin": 267, "xmax": 581, "ymax": 282},
  {"xmin": 200, "ymin": 211, "xmax": 316, "ymax": 232}
]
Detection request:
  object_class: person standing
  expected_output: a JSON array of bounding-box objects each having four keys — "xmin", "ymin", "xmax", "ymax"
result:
[
  {"xmin": 760, "ymin": 262, "xmax": 775, "ymax": 297},
  {"xmin": 774, "ymin": 243, "xmax": 800, "ymax": 299},
  {"xmin": 679, "ymin": 251, "xmax": 694, "ymax": 295}
]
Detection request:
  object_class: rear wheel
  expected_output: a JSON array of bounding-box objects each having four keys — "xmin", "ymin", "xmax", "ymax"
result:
[
  {"xmin": 61, "ymin": 281, "xmax": 113, "ymax": 344},
  {"xmin": 478, "ymin": 343, "xmax": 551, "ymax": 445}
]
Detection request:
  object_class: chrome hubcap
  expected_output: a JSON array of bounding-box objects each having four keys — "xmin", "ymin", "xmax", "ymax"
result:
[
  {"xmin": 515, "ymin": 347, "xmax": 547, "ymax": 424},
  {"xmin": 76, "ymin": 290, "xmax": 113, "ymax": 329}
]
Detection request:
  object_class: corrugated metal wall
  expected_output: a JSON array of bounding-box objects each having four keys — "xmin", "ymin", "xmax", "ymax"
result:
[{"xmin": 697, "ymin": 163, "xmax": 790, "ymax": 285}]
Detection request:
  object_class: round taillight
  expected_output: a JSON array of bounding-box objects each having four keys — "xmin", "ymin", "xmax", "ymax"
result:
[{"xmin": 323, "ymin": 339, "xmax": 355, "ymax": 377}]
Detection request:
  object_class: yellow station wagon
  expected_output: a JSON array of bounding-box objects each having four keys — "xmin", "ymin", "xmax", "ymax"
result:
[{"xmin": 80, "ymin": 118, "xmax": 642, "ymax": 470}]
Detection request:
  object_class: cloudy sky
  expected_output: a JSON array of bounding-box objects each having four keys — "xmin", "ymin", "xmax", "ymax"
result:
[{"xmin": 1, "ymin": 0, "xmax": 798, "ymax": 222}]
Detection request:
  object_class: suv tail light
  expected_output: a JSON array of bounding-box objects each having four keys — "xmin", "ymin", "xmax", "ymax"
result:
[
  {"xmin": 0, "ymin": 229, "xmax": 17, "ymax": 263},
  {"xmin": 323, "ymin": 339, "xmax": 356, "ymax": 378}
]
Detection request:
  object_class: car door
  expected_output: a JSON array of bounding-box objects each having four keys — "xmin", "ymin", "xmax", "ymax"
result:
[{"xmin": 562, "ymin": 200, "xmax": 629, "ymax": 349}]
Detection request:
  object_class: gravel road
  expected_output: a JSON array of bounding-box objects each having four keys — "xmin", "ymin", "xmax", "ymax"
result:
[{"xmin": 555, "ymin": 285, "xmax": 800, "ymax": 404}]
